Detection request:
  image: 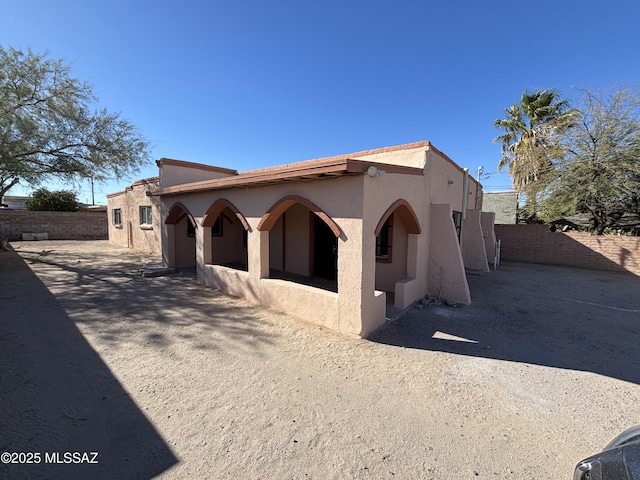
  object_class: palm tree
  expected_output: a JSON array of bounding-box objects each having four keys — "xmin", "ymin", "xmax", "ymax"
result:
[{"xmin": 494, "ymin": 89, "xmax": 579, "ymax": 191}]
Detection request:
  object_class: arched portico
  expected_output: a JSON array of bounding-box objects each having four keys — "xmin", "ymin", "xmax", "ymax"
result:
[
  {"xmin": 257, "ymin": 195, "xmax": 343, "ymax": 290},
  {"xmin": 165, "ymin": 202, "xmax": 197, "ymax": 268},
  {"xmin": 374, "ymin": 199, "xmax": 421, "ymax": 308},
  {"xmin": 202, "ymin": 199, "xmax": 251, "ymax": 231},
  {"xmin": 374, "ymin": 199, "xmax": 421, "ymax": 237},
  {"xmin": 201, "ymin": 199, "xmax": 251, "ymax": 270}
]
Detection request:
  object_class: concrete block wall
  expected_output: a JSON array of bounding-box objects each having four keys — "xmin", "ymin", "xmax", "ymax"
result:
[
  {"xmin": 0, "ymin": 210, "xmax": 108, "ymax": 241},
  {"xmin": 495, "ymin": 224, "xmax": 640, "ymax": 275}
]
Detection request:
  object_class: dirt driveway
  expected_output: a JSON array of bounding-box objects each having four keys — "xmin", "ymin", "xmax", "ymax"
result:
[{"xmin": 1, "ymin": 240, "xmax": 640, "ymax": 479}]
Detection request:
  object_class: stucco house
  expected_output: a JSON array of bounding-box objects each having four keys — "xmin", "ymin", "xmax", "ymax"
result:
[
  {"xmin": 107, "ymin": 176, "xmax": 161, "ymax": 254},
  {"xmin": 147, "ymin": 141, "xmax": 495, "ymax": 337}
]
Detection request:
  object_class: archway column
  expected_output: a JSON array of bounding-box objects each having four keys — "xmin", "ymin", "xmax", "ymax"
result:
[
  {"xmin": 341, "ymin": 217, "xmax": 387, "ymax": 337},
  {"xmin": 250, "ymin": 229, "xmax": 269, "ymax": 279},
  {"xmin": 196, "ymin": 220, "xmax": 207, "ymax": 280},
  {"xmin": 163, "ymin": 223, "xmax": 176, "ymax": 268}
]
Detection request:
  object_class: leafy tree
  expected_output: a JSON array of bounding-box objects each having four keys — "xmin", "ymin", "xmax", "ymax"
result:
[
  {"xmin": 0, "ymin": 45, "xmax": 151, "ymax": 200},
  {"xmin": 24, "ymin": 188, "xmax": 79, "ymax": 212},
  {"xmin": 541, "ymin": 87, "xmax": 640, "ymax": 234},
  {"xmin": 493, "ymin": 89, "xmax": 580, "ymax": 216}
]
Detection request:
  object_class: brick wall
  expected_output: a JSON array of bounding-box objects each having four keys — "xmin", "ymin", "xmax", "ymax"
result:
[
  {"xmin": 0, "ymin": 210, "xmax": 108, "ymax": 240},
  {"xmin": 495, "ymin": 224, "xmax": 640, "ymax": 275}
]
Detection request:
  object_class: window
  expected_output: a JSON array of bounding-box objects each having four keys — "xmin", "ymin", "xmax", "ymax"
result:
[
  {"xmin": 112, "ymin": 208, "xmax": 122, "ymax": 226},
  {"xmin": 140, "ymin": 206, "xmax": 152, "ymax": 226},
  {"xmin": 452, "ymin": 211, "xmax": 462, "ymax": 242},
  {"xmin": 376, "ymin": 216, "xmax": 393, "ymax": 262},
  {"xmin": 211, "ymin": 216, "xmax": 223, "ymax": 237},
  {"xmin": 187, "ymin": 220, "xmax": 196, "ymax": 237},
  {"xmin": 197, "ymin": 217, "xmax": 222, "ymax": 237}
]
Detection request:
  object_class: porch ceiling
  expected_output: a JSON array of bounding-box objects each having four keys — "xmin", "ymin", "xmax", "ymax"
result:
[{"xmin": 155, "ymin": 158, "xmax": 423, "ymax": 197}]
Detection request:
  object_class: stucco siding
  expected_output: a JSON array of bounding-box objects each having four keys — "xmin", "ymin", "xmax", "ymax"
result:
[
  {"xmin": 350, "ymin": 144, "xmax": 428, "ymax": 168},
  {"xmin": 174, "ymin": 216, "xmax": 196, "ymax": 268},
  {"xmin": 461, "ymin": 209, "xmax": 490, "ymax": 272},
  {"xmin": 428, "ymin": 149, "xmax": 482, "ymax": 212},
  {"xmin": 284, "ymin": 203, "xmax": 311, "ymax": 276},
  {"xmin": 159, "ymin": 161, "xmax": 236, "ymax": 189},
  {"xmin": 107, "ymin": 178, "xmax": 161, "ymax": 253},
  {"xmin": 260, "ymin": 278, "xmax": 340, "ymax": 331},
  {"xmin": 427, "ymin": 204, "xmax": 471, "ymax": 304}
]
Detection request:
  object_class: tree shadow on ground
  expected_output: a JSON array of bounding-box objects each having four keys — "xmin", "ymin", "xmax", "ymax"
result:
[
  {"xmin": 14, "ymin": 245, "xmax": 278, "ymax": 354},
  {"xmin": 369, "ymin": 262, "xmax": 640, "ymax": 385},
  {"xmin": 0, "ymin": 248, "xmax": 178, "ymax": 480}
]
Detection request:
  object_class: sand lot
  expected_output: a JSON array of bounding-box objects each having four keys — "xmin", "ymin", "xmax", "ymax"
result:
[{"xmin": 1, "ymin": 240, "xmax": 640, "ymax": 479}]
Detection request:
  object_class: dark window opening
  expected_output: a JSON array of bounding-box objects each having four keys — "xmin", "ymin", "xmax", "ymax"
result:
[
  {"xmin": 187, "ymin": 220, "xmax": 196, "ymax": 237},
  {"xmin": 112, "ymin": 208, "xmax": 122, "ymax": 226},
  {"xmin": 212, "ymin": 216, "xmax": 223, "ymax": 236},
  {"xmin": 312, "ymin": 215, "xmax": 338, "ymax": 282},
  {"xmin": 376, "ymin": 216, "xmax": 393, "ymax": 262}
]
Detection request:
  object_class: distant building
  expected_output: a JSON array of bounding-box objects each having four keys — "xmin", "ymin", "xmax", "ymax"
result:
[
  {"xmin": 0, "ymin": 196, "xmax": 31, "ymax": 210},
  {"xmin": 1, "ymin": 195, "xmax": 106, "ymax": 212},
  {"xmin": 482, "ymin": 191, "xmax": 518, "ymax": 224}
]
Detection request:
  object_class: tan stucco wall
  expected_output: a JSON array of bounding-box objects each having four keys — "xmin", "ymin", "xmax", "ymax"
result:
[
  {"xmin": 174, "ymin": 216, "xmax": 196, "ymax": 268},
  {"xmin": 350, "ymin": 144, "xmax": 428, "ymax": 168},
  {"xmin": 427, "ymin": 149, "xmax": 483, "ymax": 212},
  {"xmin": 461, "ymin": 209, "xmax": 490, "ymax": 272},
  {"xmin": 269, "ymin": 215, "xmax": 285, "ymax": 270},
  {"xmin": 481, "ymin": 211, "xmax": 498, "ymax": 267},
  {"xmin": 107, "ymin": 178, "xmax": 161, "ymax": 254},
  {"xmin": 159, "ymin": 162, "xmax": 236, "ymax": 189},
  {"xmin": 284, "ymin": 203, "xmax": 311, "ymax": 276},
  {"xmin": 427, "ymin": 204, "xmax": 471, "ymax": 304}
]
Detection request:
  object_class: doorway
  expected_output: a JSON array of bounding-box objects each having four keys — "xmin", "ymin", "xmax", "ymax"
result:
[{"xmin": 313, "ymin": 215, "xmax": 337, "ymax": 281}]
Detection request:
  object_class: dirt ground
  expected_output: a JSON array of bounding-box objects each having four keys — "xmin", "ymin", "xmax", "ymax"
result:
[{"xmin": 1, "ymin": 240, "xmax": 640, "ymax": 480}]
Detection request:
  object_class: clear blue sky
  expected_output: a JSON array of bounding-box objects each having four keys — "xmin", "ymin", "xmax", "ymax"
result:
[{"xmin": 3, "ymin": 0, "xmax": 639, "ymax": 204}]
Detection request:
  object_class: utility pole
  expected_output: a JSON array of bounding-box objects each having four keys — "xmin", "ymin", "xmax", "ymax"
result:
[{"xmin": 476, "ymin": 166, "xmax": 484, "ymax": 182}]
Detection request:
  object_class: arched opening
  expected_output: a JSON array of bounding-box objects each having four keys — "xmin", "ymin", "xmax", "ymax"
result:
[
  {"xmin": 258, "ymin": 195, "xmax": 342, "ymax": 291},
  {"xmin": 374, "ymin": 199, "xmax": 421, "ymax": 307},
  {"xmin": 165, "ymin": 202, "xmax": 197, "ymax": 269},
  {"xmin": 202, "ymin": 199, "xmax": 250, "ymax": 271}
]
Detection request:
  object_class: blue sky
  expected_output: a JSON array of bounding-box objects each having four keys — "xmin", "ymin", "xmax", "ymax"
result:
[{"xmin": 3, "ymin": 0, "xmax": 639, "ymax": 204}]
